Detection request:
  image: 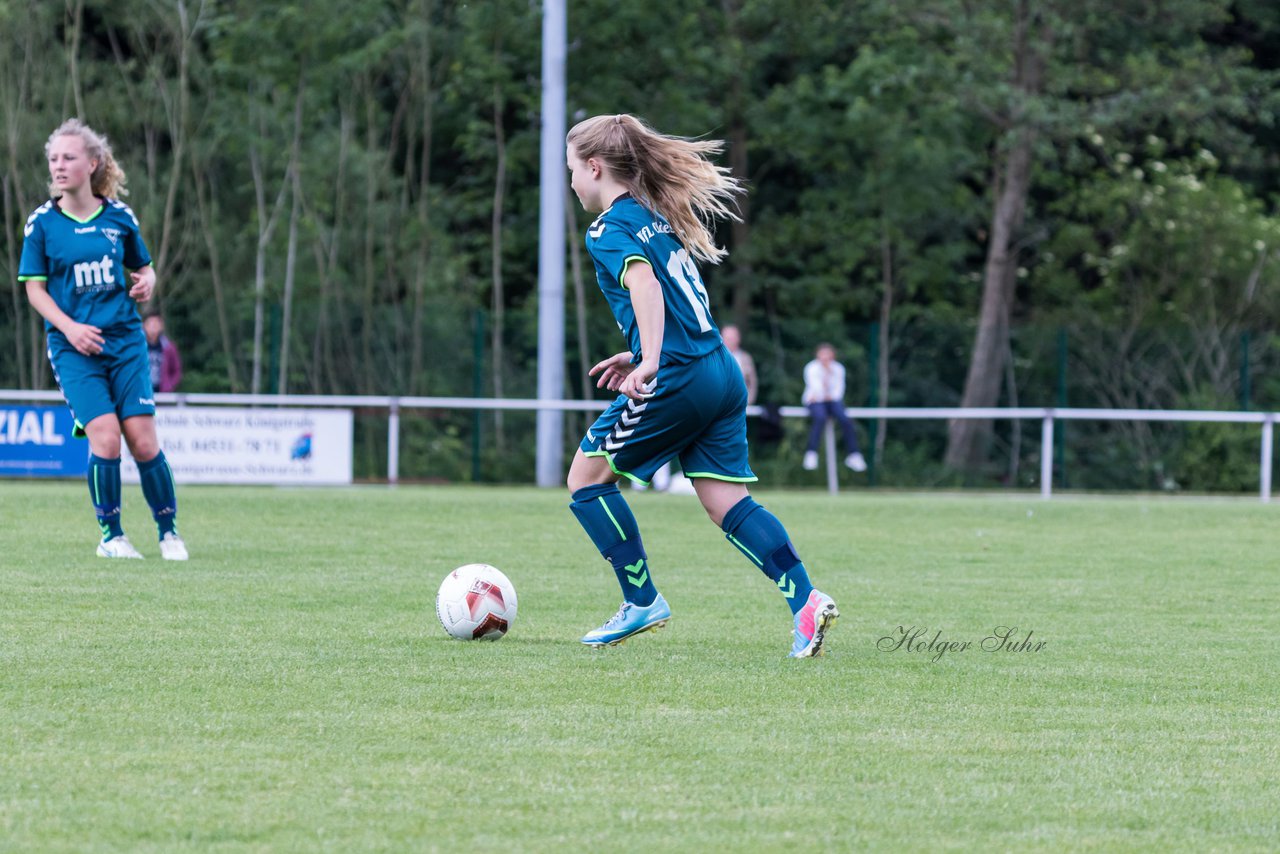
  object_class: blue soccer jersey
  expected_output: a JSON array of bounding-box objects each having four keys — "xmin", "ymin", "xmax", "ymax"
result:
[
  {"xmin": 585, "ymin": 194, "xmax": 722, "ymax": 366},
  {"xmin": 18, "ymin": 197, "xmax": 152, "ymax": 333}
]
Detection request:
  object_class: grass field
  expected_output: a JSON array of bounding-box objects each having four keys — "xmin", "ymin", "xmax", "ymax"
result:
[{"xmin": 1, "ymin": 482, "xmax": 1278, "ymax": 852}]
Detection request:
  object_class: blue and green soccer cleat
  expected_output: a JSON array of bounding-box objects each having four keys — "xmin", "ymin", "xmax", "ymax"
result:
[
  {"xmin": 789, "ymin": 589, "xmax": 839, "ymax": 658},
  {"xmin": 581, "ymin": 594, "xmax": 672, "ymax": 647}
]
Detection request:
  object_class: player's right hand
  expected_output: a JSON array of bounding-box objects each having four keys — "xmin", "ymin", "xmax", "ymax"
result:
[
  {"xmin": 618, "ymin": 359, "xmax": 658, "ymax": 401},
  {"xmin": 65, "ymin": 322, "xmax": 105, "ymax": 356},
  {"xmin": 589, "ymin": 351, "xmax": 636, "ymax": 393}
]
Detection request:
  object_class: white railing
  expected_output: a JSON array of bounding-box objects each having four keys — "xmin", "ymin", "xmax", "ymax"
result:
[{"xmin": 1, "ymin": 390, "xmax": 1275, "ymax": 502}]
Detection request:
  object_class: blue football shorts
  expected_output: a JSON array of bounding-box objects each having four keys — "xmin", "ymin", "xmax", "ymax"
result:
[
  {"xmin": 580, "ymin": 345, "xmax": 757, "ymax": 487},
  {"xmin": 47, "ymin": 326, "xmax": 156, "ymax": 432}
]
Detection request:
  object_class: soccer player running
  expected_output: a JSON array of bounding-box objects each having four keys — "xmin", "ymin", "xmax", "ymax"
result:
[
  {"xmin": 565, "ymin": 114, "xmax": 838, "ymax": 657},
  {"xmin": 20, "ymin": 119, "xmax": 187, "ymax": 561}
]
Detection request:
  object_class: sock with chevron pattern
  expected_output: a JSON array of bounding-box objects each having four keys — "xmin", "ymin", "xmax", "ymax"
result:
[
  {"xmin": 569, "ymin": 483, "xmax": 658, "ymax": 607},
  {"xmin": 721, "ymin": 497, "xmax": 814, "ymax": 615}
]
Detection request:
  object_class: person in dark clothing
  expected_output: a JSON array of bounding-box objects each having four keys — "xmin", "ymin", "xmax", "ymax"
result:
[{"xmin": 143, "ymin": 313, "xmax": 182, "ymax": 393}]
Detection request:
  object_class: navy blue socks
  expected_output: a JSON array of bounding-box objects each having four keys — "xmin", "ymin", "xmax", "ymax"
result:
[
  {"xmin": 569, "ymin": 488, "xmax": 813, "ymax": 614},
  {"xmin": 569, "ymin": 483, "xmax": 658, "ymax": 607},
  {"xmin": 137, "ymin": 451, "xmax": 178, "ymax": 537},
  {"xmin": 721, "ymin": 496, "xmax": 814, "ymax": 614},
  {"xmin": 87, "ymin": 454, "xmax": 124, "ymax": 541}
]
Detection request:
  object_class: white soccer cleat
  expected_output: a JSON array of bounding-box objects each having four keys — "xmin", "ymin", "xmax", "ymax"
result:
[
  {"xmin": 159, "ymin": 532, "xmax": 189, "ymax": 561},
  {"xmin": 97, "ymin": 536, "xmax": 144, "ymax": 559},
  {"xmin": 803, "ymin": 450, "xmax": 819, "ymax": 471},
  {"xmin": 845, "ymin": 452, "xmax": 867, "ymax": 472}
]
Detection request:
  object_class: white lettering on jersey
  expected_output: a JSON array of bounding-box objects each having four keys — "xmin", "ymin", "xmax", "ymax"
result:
[
  {"xmin": 636, "ymin": 221, "xmax": 673, "ymax": 244},
  {"xmin": 74, "ymin": 226, "xmax": 96, "ymax": 234},
  {"xmin": 73, "ymin": 254, "xmax": 116, "ymax": 290}
]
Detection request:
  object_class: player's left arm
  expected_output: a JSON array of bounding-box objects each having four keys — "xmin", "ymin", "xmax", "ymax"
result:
[
  {"xmin": 122, "ymin": 212, "xmax": 155, "ymax": 303},
  {"xmin": 617, "ymin": 260, "xmax": 664, "ymax": 400},
  {"xmin": 128, "ymin": 264, "xmax": 156, "ymax": 303}
]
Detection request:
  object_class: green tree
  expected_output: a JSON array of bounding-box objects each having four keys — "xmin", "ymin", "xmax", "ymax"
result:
[{"xmin": 928, "ymin": 0, "xmax": 1274, "ymax": 471}]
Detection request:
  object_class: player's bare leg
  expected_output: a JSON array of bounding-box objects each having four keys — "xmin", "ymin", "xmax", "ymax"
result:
[
  {"xmin": 566, "ymin": 448, "xmax": 619, "ymax": 491},
  {"xmin": 691, "ymin": 477, "xmax": 749, "ymax": 526}
]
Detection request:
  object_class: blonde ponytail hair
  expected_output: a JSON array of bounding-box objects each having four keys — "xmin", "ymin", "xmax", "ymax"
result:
[
  {"xmin": 45, "ymin": 118, "xmax": 128, "ymax": 199},
  {"xmin": 567, "ymin": 114, "xmax": 743, "ymax": 265}
]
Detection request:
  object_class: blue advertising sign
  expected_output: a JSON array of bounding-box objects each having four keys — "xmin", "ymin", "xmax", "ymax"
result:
[{"xmin": 0, "ymin": 405, "xmax": 87, "ymax": 478}]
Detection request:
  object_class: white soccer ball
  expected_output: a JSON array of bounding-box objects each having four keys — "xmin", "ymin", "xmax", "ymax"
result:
[{"xmin": 436, "ymin": 563, "xmax": 518, "ymax": 641}]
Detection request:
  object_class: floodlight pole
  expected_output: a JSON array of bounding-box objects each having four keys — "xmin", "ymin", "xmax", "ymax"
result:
[{"xmin": 535, "ymin": 0, "xmax": 567, "ymax": 487}]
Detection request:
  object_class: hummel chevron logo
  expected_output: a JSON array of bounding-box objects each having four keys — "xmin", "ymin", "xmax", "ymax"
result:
[
  {"xmin": 777, "ymin": 573, "xmax": 796, "ymax": 599},
  {"xmin": 613, "ymin": 427, "xmax": 635, "ymax": 439},
  {"xmin": 624, "ymin": 559, "xmax": 649, "ymax": 588},
  {"xmin": 605, "ymin": 437, "xmax": 626, "ymax": 452},
  {"xmin": 620, "ymin": 411, "xmax": 642, "ymax": 427},
  {"xmin": 625, "ymin": 400, "xmax": 648, "ymax": 413}
]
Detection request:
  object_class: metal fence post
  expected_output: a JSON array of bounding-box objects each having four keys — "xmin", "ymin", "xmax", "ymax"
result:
[
  {"xmin": 1040, "ymin": 411, "xmax": 1054, "ymax": 500},
  {"xmin": 1262, "ymin": 414, "xmax": 1274, "ymax": 504},
  {"xmin": 387, "ymin": 399, "xmax": 400, "ymax": 485},
  {"xmin": 825, "ymin": 421, "xmax": 838, "ymax": 495}
]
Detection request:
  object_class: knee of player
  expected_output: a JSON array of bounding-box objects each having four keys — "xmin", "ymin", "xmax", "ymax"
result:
[
  {"xmin": 89, "ymin": 436, "xmax": 123, "ymax": 458},
  {"xmin": 83, "ymin": 418, "xmax": 122, "ymax": 457},
  {"xmin": 696, "ymin": 482, "xmax": 751, "ymax": 527},
  {"xmin": 125, "ymin": 434, "xmax": 160, "ymax": 461}
]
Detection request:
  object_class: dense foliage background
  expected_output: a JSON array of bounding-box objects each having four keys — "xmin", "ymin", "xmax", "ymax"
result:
[{"xmin": 3, "ymin": 0, "xmax": 1278, "ymax": 488}]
